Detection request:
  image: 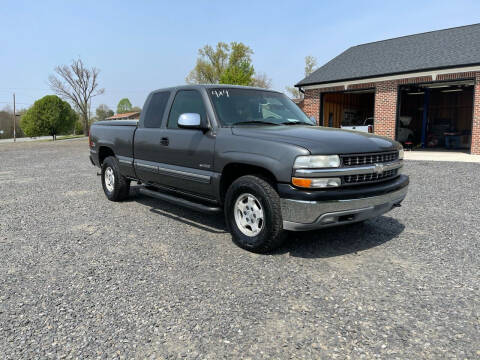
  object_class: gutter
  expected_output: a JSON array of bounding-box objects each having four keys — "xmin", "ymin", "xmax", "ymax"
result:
[{"xmin": 295, "ymin": 63, "xmax": 480, "ymax": 90}]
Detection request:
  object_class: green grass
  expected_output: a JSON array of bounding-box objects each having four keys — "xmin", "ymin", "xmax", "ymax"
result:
[
  {"xmin": 36, "ymin": 134, "xmax": 87, "ymax": 142},
  {"xmin": 56, "ymin": 135, "xmax": 86, "ymax": 141}
]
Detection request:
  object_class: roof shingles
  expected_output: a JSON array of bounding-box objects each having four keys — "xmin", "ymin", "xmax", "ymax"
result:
[{"xmin": 297, "ymin": 24, "xmax": 480, "ymax": 86}]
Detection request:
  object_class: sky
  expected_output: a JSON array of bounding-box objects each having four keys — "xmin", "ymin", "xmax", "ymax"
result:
[{"xmin": 1, "ymin": 0, "xmax": 479, "ymax": 113}]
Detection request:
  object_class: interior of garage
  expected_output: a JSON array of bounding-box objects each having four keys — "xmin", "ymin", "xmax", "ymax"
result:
[
  {"xmin": 397, "ymin": 81, "xmax": 474, "ymax": 150},
  {"xmin": 321, "ymin": 90, "xmax": 375, "ymax": 128}
]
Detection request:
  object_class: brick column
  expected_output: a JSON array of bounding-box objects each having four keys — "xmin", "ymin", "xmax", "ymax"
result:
[
  {"xmin": 303, "ymin": 89, "xmax": 321, "ymax": 124},
  {"xmin": 374, "ymin": 81, "xmax": 398, "ymax": 139},
  {"xmin": 472, "ymin": 72, "xmax": 480, "ymax": 155}
]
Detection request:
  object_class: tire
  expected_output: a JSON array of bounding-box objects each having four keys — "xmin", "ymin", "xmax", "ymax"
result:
[
  {"xmin": 224, "ymin": 175, "xmax": 286, "ymax": 253},
  {"xmin": 101, "ymin": 156, "xmax": 130, "ymax": 201}
]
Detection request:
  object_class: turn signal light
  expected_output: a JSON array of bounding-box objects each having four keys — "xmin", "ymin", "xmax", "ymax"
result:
[
  {"xmin": 292, "ymin": 177, "xmax": 312, "ymax": 188},
  {"xmin": 292, "ymin": 177, "xmax": 341, "ymax": 189}
]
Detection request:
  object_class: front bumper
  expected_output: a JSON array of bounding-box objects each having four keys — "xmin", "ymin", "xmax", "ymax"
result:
[{"xmin": 281, "ymin": 183, "xmax": 408, "ymax": 231}]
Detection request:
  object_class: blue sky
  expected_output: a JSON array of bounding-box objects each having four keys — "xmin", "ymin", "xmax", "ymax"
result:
[{"xmin": 1, "ymin": 0, "xmax": 479, "ymax": 112}]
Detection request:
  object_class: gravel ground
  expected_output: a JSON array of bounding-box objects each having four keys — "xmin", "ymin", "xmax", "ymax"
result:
[{"xmin": 0, "ymin": 139, "xmax": 479, "ymax": 359}]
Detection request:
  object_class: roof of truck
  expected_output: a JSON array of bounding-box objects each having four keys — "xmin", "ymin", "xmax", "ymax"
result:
[{"xmin": 151, "ymin": 84, "xmax": 283, "ymax": 94}]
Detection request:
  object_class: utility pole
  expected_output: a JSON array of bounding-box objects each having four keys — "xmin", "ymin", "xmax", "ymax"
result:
[{"xmin": 13, "ymin": 93, "xmax": 16, "ymax": 142}]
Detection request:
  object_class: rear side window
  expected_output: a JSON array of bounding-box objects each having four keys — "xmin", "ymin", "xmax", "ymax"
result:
[
  {"xmin": 167, "ymin": 90, "xmax": 206, "ymax": 129},
  {"xmin": 143, "ymin": 91, "xmax": 170, "ymax": 128}
]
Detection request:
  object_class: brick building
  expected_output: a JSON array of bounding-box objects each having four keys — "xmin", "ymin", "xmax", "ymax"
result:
[{"xmin": 296, "ymin": 24, "xmax": 480, "ymax": 155}]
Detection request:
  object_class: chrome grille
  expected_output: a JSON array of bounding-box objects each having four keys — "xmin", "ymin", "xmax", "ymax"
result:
[
  {"xmin": 343, "ymin": 169, "xmax": 398, "ymax": 184},
  {"xmin": 341, "ymin": 151, "xmax": 398, "ymax": 167}
]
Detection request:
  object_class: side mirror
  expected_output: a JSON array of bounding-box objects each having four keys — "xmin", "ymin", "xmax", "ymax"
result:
[{"xmin": 178, "ymin": 113, "xmax": 207, "ymax": 130}]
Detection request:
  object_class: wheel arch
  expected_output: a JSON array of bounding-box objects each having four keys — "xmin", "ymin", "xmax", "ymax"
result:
[
  {"xmin": 219, "ymin": 162, "xmax": 278, "ymax": 204},
  {"xmin": 98, "ymin": 146, "xmax": 115, "ymax": 165}
]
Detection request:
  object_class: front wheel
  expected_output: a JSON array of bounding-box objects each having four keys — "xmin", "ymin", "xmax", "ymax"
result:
[
  {"xmin": 224, "ymin": 175, "xmax": 285, "ymax": 253},
  {"xmin": 101, "ymin": 156, "xmax": 130, "ymax": 201}
]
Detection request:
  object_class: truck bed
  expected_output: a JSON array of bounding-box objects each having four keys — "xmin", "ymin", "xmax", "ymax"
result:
[{"xmin": 90, "ymin": 120, "xmax": 138, "ymax": 176}]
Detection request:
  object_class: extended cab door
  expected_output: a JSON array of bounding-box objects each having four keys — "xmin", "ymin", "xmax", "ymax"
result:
[
  {"xmin": 133, "ymin": 91, "xmax": 172, "ymax": 184},
  {"xmin": 154, "ymin": 89, "xmax": 216, "ymax": 197}
]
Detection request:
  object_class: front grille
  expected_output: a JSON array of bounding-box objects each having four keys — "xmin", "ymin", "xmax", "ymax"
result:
[
  {"xmin": 343, "ymin": 169, "xmax": 398, "ymax": 184},
  {"xmin": 341, "ymin": 151, "xmax": 398, "ymax": 167}
]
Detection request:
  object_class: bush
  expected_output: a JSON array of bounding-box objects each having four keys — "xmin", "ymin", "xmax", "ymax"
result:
[
  {"xmin": 74, "ymin": 120, "xmax": 84, "ymax": 135},
  {"xmin": 21, "ymin": 95, "xmax": 76, "ymax": 140}
]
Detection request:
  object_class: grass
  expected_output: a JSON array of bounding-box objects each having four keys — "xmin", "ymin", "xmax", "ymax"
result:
[
  {"xmin": 56, "ymin": 135, "xmax": 86, "ymax": 141},
  {"xmin": 36, "ymin": 134, "xmax": 87, "ymax": 142}
]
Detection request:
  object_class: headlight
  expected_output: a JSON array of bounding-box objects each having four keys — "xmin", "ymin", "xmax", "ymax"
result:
[
  {"xmin": 398, "ymin": 148, "xmax": 404, "ymax": 160},
  {"xmin": 292, "ymin": 177, "xmax": 341, "ymax": 189},
  {"xmin": 294, "ymin": 155, "xmax": 340, "ymax": 169}
]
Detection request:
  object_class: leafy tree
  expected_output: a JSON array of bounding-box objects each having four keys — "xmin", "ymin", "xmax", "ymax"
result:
[
  {"xmin": 49, "ymin": 58, "xmax": 104, "ymax": 135},
  {"xmin": 186, "ymin": 42, "xmax": 229, "ymax": 84},
  {"xmin": 74, "ymin": 119, "xmax": 84, "ymax": 134},
  {"xmin": 117, "ymin": 98, "xmax": 132, "ymax": 114},
  {"xmin": 96, "ymin": 104, "xmax": 114, "ymax": 120},
  {"xmin": 131, "ymin": 106, "xmax": 142, "ymax": 113},
  {"xmin": 20, "ymin": 95, "xmax": 77, "ymax": 140},
  {"xmin": 186, "ymin": 42, "xmax": 269, "ymax": 87}
]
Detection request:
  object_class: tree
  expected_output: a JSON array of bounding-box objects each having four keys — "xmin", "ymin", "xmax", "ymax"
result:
[
  {"xmin": 20, "ymin": 95, "xmax": 77, "ymax": 140},
  {"xmin": 186, "ymin": 42, "xmax": 229, "ymax": 84},
  {"xmin": 117, "ymin": 98, "xmax": 132, "ymax": 114},
  {"xmin": 131, "ymin": 106, "xmax": 142, "ymax": 113},
  {"xmin": 96, "ymin": 104, "xmax": 114, "ymax": 121},
  {"xmin": 49, "ymin": 58, "xmax": 104, "ymax": 135},
  {"xmin": 286, "ymin": 55, "xmax": 318, "ymax": 99},
  {"xmin": 186, "ymin": 42, "xmax": 269, "ymax": 87},
  {"xmin": 251, "ymin": 72, "xmax": 272, "ymax": 89},
  {"xmin": 304, "ymin": 55, "xmax": 317, "ymax": 77},
  {"xmin": 285, "ymin": 86, "xmax": 302, "ymax": 99}
]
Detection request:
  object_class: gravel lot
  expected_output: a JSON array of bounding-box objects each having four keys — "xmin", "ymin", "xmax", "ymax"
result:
[{"xmin": 0, "ymin": 139, "xmax": 479, "ymax": 359}]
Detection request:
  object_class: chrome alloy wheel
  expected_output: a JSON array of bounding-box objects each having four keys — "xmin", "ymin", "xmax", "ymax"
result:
[
  {"xmin": 234, "ymin": 193, "xmax": 264, "ymax": 237},
  {"xmin": 104, "ymin": 167, "xmax": 115, "ymax": 193}
]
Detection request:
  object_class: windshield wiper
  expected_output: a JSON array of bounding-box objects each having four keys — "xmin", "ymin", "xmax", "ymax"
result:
[
  {"xmin": 233, "ymin": 121, "xmax": 280, "ymax": 126},
  {"xmin": 281, "ymin": 121, "xmax": 313, "ymax": 126}
]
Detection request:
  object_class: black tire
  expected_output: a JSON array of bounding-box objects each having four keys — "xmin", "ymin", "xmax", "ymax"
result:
[
  {"xmin": 101, "ymin": 156, "xmax": 130, "ymax": 201},
  {"xmin": 224, "ymin": 175, "xmax": 286, "ymax": 253}
]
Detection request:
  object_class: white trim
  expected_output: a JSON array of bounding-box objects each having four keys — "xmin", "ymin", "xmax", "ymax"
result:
[{"xmin": 302, "ymin": 65, "xmax": 480, "ymax": 91}]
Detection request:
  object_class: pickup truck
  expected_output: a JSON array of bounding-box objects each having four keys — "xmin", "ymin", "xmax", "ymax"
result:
[
  {"xmin": 341, "ymin": 117, "xmax": 374, "ymax": 133},
  {"xmin": 89, "ymin": 85, "xmax": 408, "ymax": 253}
]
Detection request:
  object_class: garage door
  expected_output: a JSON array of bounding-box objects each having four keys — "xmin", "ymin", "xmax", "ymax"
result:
[{"xmin": 397, "ymin": 80, "xmax": 474, "ymax": 150}]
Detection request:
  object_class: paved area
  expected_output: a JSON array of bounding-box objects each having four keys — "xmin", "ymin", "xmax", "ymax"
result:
[
  {"xmin": 404, "ymin": 149, "xmax": 480, "ymax": 163},
  {"xmin": 0, "ymin": 139, "xmax": 479, "ymax": 359}
]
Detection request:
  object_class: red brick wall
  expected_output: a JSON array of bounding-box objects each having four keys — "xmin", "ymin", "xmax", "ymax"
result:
[
  {"xmin": 373, "ymin": 81, "xmax": 397, "ymax": 139},
  {"xmin": 472, "ymin": 73, "xmax": 480, "ymax": 155},
  {"xmin": 302, "ymin": 70, "xmax": 480, "ymax": 154},
  {"xmin": 302, "ymin": 89, "xmax": 321, "ymax": 121}
]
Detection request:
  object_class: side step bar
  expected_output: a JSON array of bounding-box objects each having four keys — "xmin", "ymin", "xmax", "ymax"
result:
[{"xmin": 138, "ymin": 187, "xmax": 222, "ymax": 214}]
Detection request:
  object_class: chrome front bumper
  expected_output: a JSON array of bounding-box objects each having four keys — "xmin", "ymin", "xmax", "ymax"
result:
[{"xmin": 281, "ymin": 186, "xmax": 408, "ymax": 231}]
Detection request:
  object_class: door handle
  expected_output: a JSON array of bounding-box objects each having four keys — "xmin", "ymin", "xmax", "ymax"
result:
[{"xmin": 160, "ymin": 137, "xmax": 169, "ymax": 146}]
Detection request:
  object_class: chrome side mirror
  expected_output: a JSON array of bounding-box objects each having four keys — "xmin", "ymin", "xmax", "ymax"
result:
[{"xmin": 178, "ymin": 113, "xmax": 202, "ymax": 128}]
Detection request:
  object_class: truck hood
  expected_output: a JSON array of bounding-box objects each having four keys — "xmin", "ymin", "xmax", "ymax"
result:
[{"xmin": 231, "ymin": 125, "xmax": 399, "ymax": 154}]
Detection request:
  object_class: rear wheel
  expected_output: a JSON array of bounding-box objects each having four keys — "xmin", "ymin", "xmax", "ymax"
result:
[
  {"xmin": 101, "ymin": 156, "xmax": 130, "ymax": 201},
  {"xmin": 224, "ymin": 175, "xmax": 285, "ymax": 253}
]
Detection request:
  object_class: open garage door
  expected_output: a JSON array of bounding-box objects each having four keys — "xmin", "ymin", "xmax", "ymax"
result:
[
  {"xmin": 321, "ymin": 90, "xmax": 375, "ymax": 131},
  {"xmin": 397, "ymin": 80, "xmax": 474, "ymax": 150}
]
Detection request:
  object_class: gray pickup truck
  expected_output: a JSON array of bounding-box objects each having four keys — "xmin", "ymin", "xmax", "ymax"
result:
[{"xmin": 89, "ymin": 85, "xmax": 408, "ymax": 253}]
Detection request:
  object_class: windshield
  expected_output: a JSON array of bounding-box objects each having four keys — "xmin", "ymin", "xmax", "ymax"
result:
[{"xmin": 208, "ymin": 88, "xmax": 314, "ymax": 126}]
